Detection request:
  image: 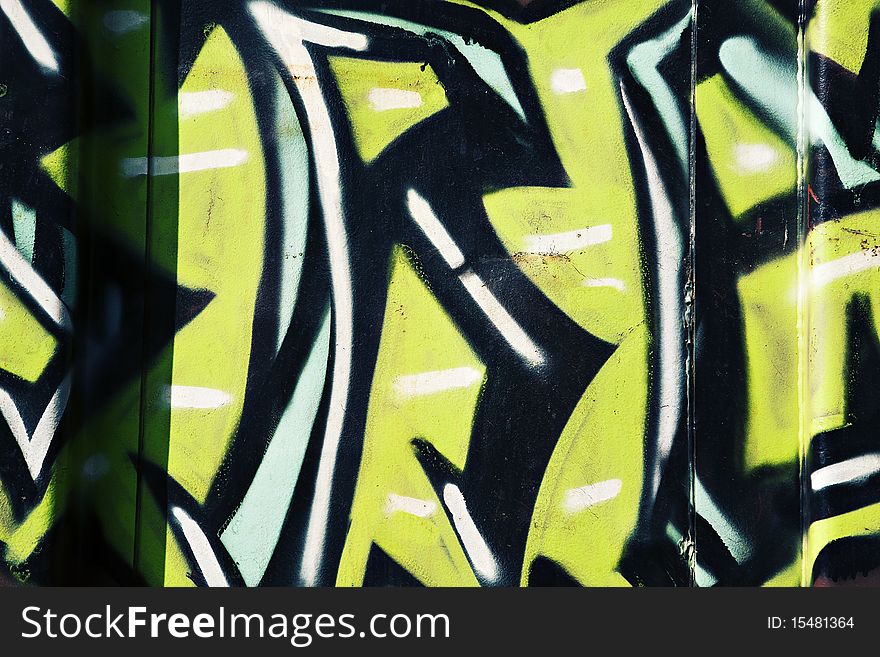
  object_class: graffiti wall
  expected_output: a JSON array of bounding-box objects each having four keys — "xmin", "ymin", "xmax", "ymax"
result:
[{"xmin": 0, "ymin": 0, "xmax": 878, "ymax": 587}]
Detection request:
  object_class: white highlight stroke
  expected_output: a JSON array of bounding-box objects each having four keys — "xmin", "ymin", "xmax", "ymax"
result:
[
  {"xmin": 1, "ymin": 0, "xmax": 58, "ymax": 72},
  {"xmin": 368, "ymin": 88, "xmax": 423, "ymax": 111},
  {"xmin": 179, "ymin": 90, "xmax": 234, "ymax": 118},
  {"xmin": 406, "ymin": 189, "xmax": 465, "ymax": 269},
  {"xmin": 165, "ymin": 385, "xmax": 231, "ymax": 410},
  {"xmin": 811, "ymin": 453, "xmax": 880, "ymax": 491},
  {"xmin": 523, "ymin": 224, "xmax": 612, "ymax": 255},
  {"xmin": 583, "ymin": 278, "xmax": 626, "ymax": 292},
  {"xmin": 277, "ymin": 11, "xmax": 368, "ymax": 50},
  {"xmin": 564, "ymin": 479, "xmax": 622, "ymax": 514},
  {"xmin": 459, "ymin": 270, "xmax": 544, "ymax": 366},
  {"xmin": 0, "ymin": 375, "xmax": 70, "ymax": 480},
  {"xmin": 811, "ymin": 249, "xmax": 880, "ymax": 288},
  {"xmin": 121, "ymin": 149, "xmax": 248, "ymax": 177},
  {"xmin": 443, "ymin": 484, "xmax": 498, "ymax": 582},
  {"xmin": 393, "ymin": 367, "xmax": 482, "ymax": 397},
  {"xmin": 550, "ymin": 68, "xmax": 586, "ymax": 95},
  {"xmin": 249, "ymin": 0, "xmax": 366, "ymax": 586},
  {"xmin": 384, "ymin": 493, "xmax": 437, "ymax": 518},
  {"xmin": 620, "ymin": 84, "xmax": 684, "ymax": 504},
  {"xmin": 0, "ymin": 221, "xmax": 71, "ymax": 331},
  {"xmin": 734, "ymin": 143, "xmax": 779, "ymax": 173},
  {"xmin": 171, "ymin": 506, "xmax": 229, "ymax": 587}
]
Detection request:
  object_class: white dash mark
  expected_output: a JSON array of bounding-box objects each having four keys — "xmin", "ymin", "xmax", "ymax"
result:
[
  {"xmin": 1, "ymin": 0, "xmax": 59, "ymax": 72},
  {"xmin": 564, "ymin": 479, "xmax": 622, "ymax": 514},
  {"xmin": 179, "ymin": 90, "xmax": 234, "ymax": 118},
  {"xmin": 0, "ymin": 223, "xmax": 71, "ymax": 331},
  {"xmin": 523, "ymin": 224, "xmax": 612, "ymax": 255},
  {"xmin": 368, "ymin": 87, "xmax": 423, "ymax": 111},
  {"xmin": 393, "ymin": 367, "xmax": 482, "ymax": 397},
  {"xmin": 583, "ymin": 278, "xmax": 626, "ymax": 292},
  {"xmin": 103, "ymin": 10, "xmax": 149, "ymax": 34},
  {"xmin": 384, "ymin": 493, "xmax": 437, "ymax": 518},
  {"xmin": 443, "ymin": 484, "xmax": 498, "ymax": 582},
  {"xmin": 734, "ymin": 143, "xmax": 780, "ymax": 173},
  {"xmin": 811, "ymin": 453, "xmax": 880, "ymax": 491},
  {"xmin": 550, "ymin": 68, "xmax": 586, "ymax": 94},
  {"xmin": 121, "ymin": 149, "xmax": 248, "ymax": 177},
  {"xmin": 165, "ymin": 386, "xmax": 231, "ymax": 410},
  {"xmin": 811, "ymin": 249, "xmax": 880, "ymax": 288},
  {"xmin": 171, "ymin": 506, "xmax": 229, "ymax": 587},
  {"xmin": 406, "ymin": 189, "xmax": 466, "ymax": 269},
  {"xmin": 276, "ymin": 11, "xmax": 367, "ymax": 50},
  {"xmin": 459, "ymin": 270, "xmax": 544, "ymax": 366}
]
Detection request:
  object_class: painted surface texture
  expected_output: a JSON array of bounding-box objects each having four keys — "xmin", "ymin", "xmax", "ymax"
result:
[{"xmin": 1, "ymin": 0, "xmax": 880, "ymax": 587}]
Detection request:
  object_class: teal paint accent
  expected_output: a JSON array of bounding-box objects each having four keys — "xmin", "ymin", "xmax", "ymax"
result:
[
  {"xmin": 627, "ymin": 14, "xmax": 691, "ymax": 170},
  {"xmin": 321, "ymin": 9, "xmax": 528, "ymax": 122},
  {"xmin": 11, "ymin": 199, "xmax": 36, "ymax": 264},
  {"xmin": 60, "ymin": 226, "xmax": 76, "ymax": 309},
  {"xmin": 694, "ymin": 476, "xmax": 751, "ymax": 564},
  {"xmin": 220, "ymin": 307, "xmax": 331, "ymax": 586},
  {"xmin": 694, "ymin": 561, "xmax": 718, "ymax": 587},
  {"xmin": 274, "ymin": 73, "xmax": 310, "ymax": 355},
  {"xmin": 720, "ymin": 36, "xmax": 880, "ymax": 188}
]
